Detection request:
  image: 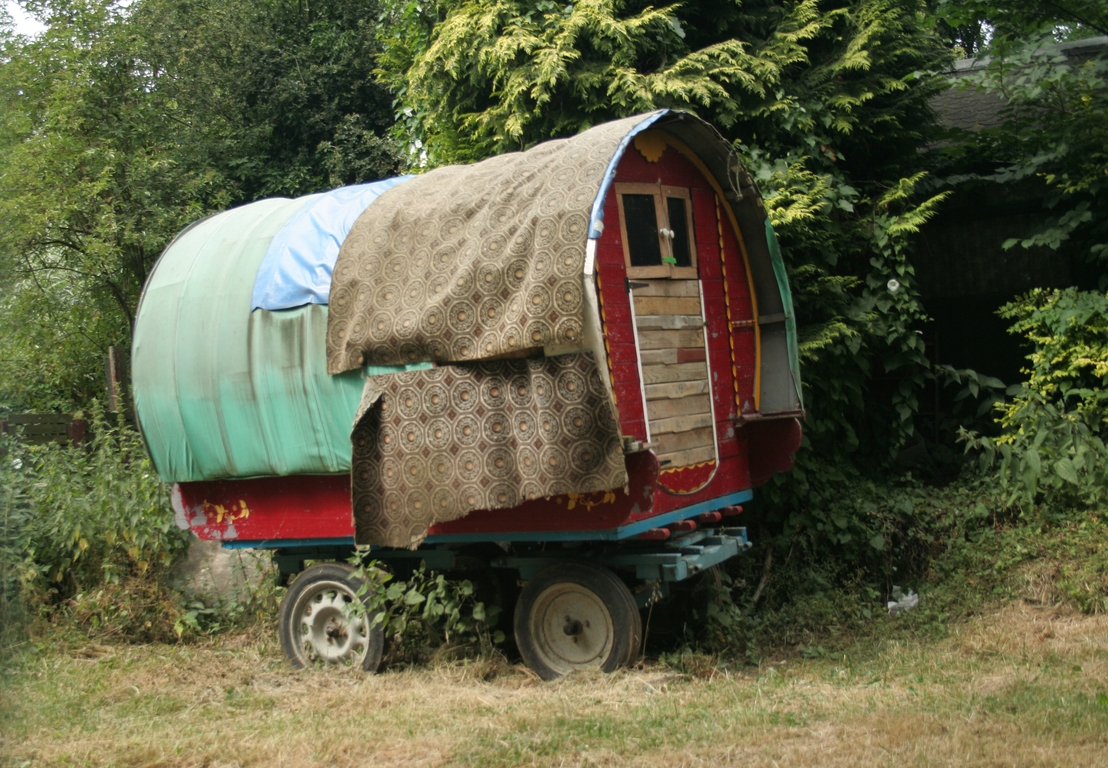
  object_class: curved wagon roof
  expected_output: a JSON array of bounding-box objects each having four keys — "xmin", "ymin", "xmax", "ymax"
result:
[{"xmin": 133, "ymin": 110, "xmax": 801, "ymax": 486}]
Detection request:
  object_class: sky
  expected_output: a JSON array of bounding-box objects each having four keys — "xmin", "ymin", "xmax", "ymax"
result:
[{"xmin": 5, "ymin": 1, "xmax": 48, "ymax": 36}]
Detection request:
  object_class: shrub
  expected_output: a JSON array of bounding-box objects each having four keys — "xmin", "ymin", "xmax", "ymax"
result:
[
  {"xmin": 349, "ymin": 561, "xmax": 504, "ymax": 667},
  {"xmin": 0, "ymin": 404, "xmax": 191, "ymax": 646},
  {"xmin": 962, "ymin": 288, "xmax": 1108, "ymax": 508}
]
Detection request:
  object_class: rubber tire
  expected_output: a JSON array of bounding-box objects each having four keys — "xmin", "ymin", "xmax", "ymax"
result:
[
  {"xmin": 278, "ymin": 562, "xmax": 385, "ymax": 672},
  {"xmin": 514, "ymin": 562, "xmax": 642, "ymax": 680}
]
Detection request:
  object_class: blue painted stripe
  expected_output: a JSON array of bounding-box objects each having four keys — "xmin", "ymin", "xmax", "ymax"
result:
[
  {"xmin": 222, "ymin": 489, "xmax": 752, "ymax": 550},
  {"xmin": 422, "ymin": 489, "xmax": 752, "ymax": 543},
  {"xmin": 588, "ymin": 110, "xmax": 671, "ymax": 239},
  {"xmin": 221, "ymin": 537, "xmax": 354, "ymax": 550}
]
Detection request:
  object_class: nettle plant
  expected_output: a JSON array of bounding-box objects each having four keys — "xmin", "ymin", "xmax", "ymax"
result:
[
  {"xmin": 350, "ymin": 560, "xmax": 504, "ymax": 664},
  {"xmin": 963, "ymin": 288, "xmax": 1108, "ymax": 508}
]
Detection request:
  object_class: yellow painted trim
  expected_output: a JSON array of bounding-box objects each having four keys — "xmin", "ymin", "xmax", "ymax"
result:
[
  {"xmin": 660, "ymin": 459, "xmax": 717, "ymax": 477},
  {"xmin": 633, "ymin": 131, "xmax": 667, "ymax": 163},
  {"xmin": 595, "ymin": 271, "xmax": 618, "ymax": 402},
  {"xmin": 643, "ymin": 130, "xmax": 763, "ymax": 411},
  {"xmin": 716, "ymin": 195, "xmax": 742, "ymax": 413}
]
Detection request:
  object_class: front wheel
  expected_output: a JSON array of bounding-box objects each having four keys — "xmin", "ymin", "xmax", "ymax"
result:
[
  {"xmin": 514, "ymin": 562, "xmax": 641, "ymax": 680},
  {"xmin": 278, "ymin": 562, "xmax": 384, "ymax": 672}
]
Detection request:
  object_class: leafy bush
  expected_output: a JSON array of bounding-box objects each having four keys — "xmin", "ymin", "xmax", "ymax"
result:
[
  {"xmin": 0, "ymin": 404, "xmax": 191, "ymax": 646},
  {"xmin": 962, "ymin": 288, "xmax": 1108, "ymax": 507},
  {"xmin": 351, "ymin": 561, "xmax": 504, "ymax": 667},
  {"xmin": 683, "ymin": 455, "xmax": 1107, "ymax": 664}
]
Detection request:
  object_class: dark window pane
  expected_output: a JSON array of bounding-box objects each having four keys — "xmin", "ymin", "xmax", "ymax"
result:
[
  {"xmin": 667, "ymin": 197, "xmax": 692, "ymax": 268},
  {"xmin": 622, "ymin": 194, "xmax": 661, "ymax": 267}
]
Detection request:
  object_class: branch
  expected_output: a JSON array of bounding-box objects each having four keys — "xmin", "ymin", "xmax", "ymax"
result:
[{"xmin": 1037, "ymin": 1, "xmax": 1108, "ymax": 36}]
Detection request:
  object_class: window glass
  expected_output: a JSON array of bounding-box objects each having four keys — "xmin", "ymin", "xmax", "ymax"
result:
[
  {"xmin": 622, "ymin": 194, "xmax": 661, "ymax": 267},
  {"xmin": 667, "ymin": 197, "xmax": 692, "ymax": 268}
]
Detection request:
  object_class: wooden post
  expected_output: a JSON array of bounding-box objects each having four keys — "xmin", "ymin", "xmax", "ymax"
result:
[
  {"xmin": 105, "ymin": 345, "xmax": 123, "ymax": 412},
  {"xmin": 67, "ymin": 418, "xmax": 87, "ymax": 446}
]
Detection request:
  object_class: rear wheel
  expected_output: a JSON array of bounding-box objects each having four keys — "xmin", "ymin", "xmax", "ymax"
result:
[
  {"xmin": 278, "ymin": 563, "xmax": 384, "ymax": 672},
  {"xmin": 514, "ymin": 562, "xmax": 641, "ymax": 680}
]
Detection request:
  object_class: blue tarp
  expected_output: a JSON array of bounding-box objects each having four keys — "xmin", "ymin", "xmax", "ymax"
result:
[{"xmin": 251, "ymin": 177, "xmax": 413, "ymax": 311}]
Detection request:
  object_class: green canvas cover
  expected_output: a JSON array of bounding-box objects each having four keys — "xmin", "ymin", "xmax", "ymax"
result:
[{"xmin": 132, "ymin": 197, "xmax": 425, "ymax": 483}]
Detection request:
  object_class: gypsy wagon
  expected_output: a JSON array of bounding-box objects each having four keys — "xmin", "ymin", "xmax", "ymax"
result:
[{"xmin": 132, "ymin": 110, "xmax": 803, "ymax": 679}]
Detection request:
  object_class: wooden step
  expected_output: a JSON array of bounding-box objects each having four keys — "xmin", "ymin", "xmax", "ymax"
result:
[
  {"xmin": 637, "ymin": 328, "xmax": 705, "ymax": 350},
  {"xmin": 635, "ymin": 314, "xmax": 703, "ymax": 330},
  {"xmin": 634, "ymin": 296, "xmax": 702, "ymax": 316},
  {"xmin": 654, "ymin": 426, "xmax": 714, "ymax": 454}
]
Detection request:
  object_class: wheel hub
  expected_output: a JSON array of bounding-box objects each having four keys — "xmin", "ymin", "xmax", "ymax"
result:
[
  {"xmin": 529, "ymin": 583, "xmax": 614, "ymax": 674},
  {"xmin": 297, "ymin": 583, "xmax": 369, "ymax": 665}
]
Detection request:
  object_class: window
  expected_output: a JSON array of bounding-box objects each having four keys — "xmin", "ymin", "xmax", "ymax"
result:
[{"xmin": 615, "ymin": 183, "xmax": 697, "ymax": 279}]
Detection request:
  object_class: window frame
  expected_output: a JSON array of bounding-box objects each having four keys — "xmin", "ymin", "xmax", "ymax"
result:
[{"xmin": 615, "ymin": 182, "xmax": 698, "ymax": 280}]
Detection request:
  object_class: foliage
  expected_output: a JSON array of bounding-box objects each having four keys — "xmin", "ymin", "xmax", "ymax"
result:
[
  {"xmin": 0, "ymin": 0, "xmax": 402, "ymax": 411},
  {"xmin": 380, "ymin": 0, "xmax": 948, "ymax": 169},
  {"xmin": 932, "ymin": 2, "xmax": 1108, "ymax": 271},
  {"xmin": 682, "ymin": 468, "xmax": 1106, "ymax": 663},
  {"xmin": 754, "ymin": 172, "xmax": 946, "ymax": 567},
  {"xmin": 0, "ymin": 403, "xmax": 191, "ymax": 645},
  {"xmin": 962, "ymin": 288, "xmax": 1108, "ymax": 508},
  {"xmin": 131, "ymin": 0, "xmax": 402, "ymax": 200},
  {"xmin": 0, "ymin": 1, "xmax": 222, "ymax": 408},
  {"xmin": 934, "ymin": 0, "xmax": 1108, "ymax": 50},
  {"xmin": 350, "ymin": 561, "xmax": 504, "ymax": 666},
  {"xmin": 934, "ymin": 364, "xmax": 1007, "ymax": 424}
]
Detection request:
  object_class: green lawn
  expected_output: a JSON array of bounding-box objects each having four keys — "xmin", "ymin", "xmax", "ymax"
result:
[{"xmin": 3, "ymin": 601, "xmax": 1106, "ymax": 767}]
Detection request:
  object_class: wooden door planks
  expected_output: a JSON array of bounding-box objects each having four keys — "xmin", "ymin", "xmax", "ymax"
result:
[
  {"xmin": 631, "ymin": 280, "xmax": 699, "ymax": 297},
  {"xmin": 645, "ymin": 380, "xmax": 710, "ymax": 400},
  {"xmin": 650, "ymin": 412, "xmax": 713, "ymax": 435},
  {"xmin": 633, "ymin": 296, "xmax": 702, "ymax": 316},
  {"xmin": 646, "ymin": 393, "xmax": 710, "ymax": 420},
  {"xmin": 640, "ymin": 348, "xmax": 708, "ymax": 365},
  {"xmin": 635, "ymin": 314, "xmax": 703, "ymax": 330},
  {"xmin": 637, "ymin": 328, "xmax": 704, "ymax": 350},
  {"xmin": 642, "ymin": 361, "xmax": 707, "ymax": 385},
  {"xmin": 655, "ymin": 426, "xmax": 713, "ymax": 458},
  {"xmin": 631, "ymin": 277, "xmax": 718, "ymax": 472}
]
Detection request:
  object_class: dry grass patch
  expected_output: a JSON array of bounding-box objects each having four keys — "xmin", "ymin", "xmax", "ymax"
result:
[{"xmin": 2, "ymin": 602, "xmax": 1106, "ymax": 767}]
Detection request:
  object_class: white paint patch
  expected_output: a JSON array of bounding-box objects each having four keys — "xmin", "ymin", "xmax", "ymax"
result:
[{"xmin": 171, "ymin": 483, "xmax": 190, "ymax": 530}]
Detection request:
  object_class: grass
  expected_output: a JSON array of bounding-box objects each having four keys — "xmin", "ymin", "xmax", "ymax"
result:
[{"xmin": 1, "ymin": 601, "xmax": 1106, "ymax": 767}]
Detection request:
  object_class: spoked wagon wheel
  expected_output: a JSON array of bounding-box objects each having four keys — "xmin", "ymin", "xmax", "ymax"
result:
[
  {"xmin": 278, "ymin": 563, "xmax": 384, "ymax": 672},
  {"xmin": 514, "ymin": 562, "xmax": 641, "ymax": 680}
]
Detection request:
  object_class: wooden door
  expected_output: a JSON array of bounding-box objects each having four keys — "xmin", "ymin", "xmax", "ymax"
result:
[{"xmin": 615, "ymin": 180, "xmax": 718, "ymax": 473}]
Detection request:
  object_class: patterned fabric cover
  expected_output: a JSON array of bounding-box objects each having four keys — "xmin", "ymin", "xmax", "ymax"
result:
[
  {"xmin": 326, "ymin": 113, "xmax": 659, "ymax": 373},
  {"xmin": 350, "ymin": 354, "xmax": 626, "ymax": 548}
]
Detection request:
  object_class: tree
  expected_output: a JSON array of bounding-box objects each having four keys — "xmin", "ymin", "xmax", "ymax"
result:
[
  {"xmin": 0, "ymin": 0, "xmax": 403, "ymax": 409},
  {"xmin": 132, "ymin": 0, "xmax": 402, "ymax": 199},
  {"xmin": 933, "ymin": 0, "xmax": 1108, "ymax": 270},
  {"xmin": 0, "ymin": 0, "xmax": 224, "ymax": 408},
  {"xmin": 928, "ymin": 2, "xmax": 1108, "ymax": 508}
]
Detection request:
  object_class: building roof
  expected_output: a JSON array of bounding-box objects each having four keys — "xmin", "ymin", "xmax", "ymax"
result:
[{"xmin": 931, "ymin": 35, "xmax": 1108, "ymax": 132}]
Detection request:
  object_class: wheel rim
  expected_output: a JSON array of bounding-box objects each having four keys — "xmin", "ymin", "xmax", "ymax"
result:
[
  {"xmin": 291, "ymin": 578, "xmax": 371, "ymax": 666},
  {"xmin": 528, "ymin": 582, "xmax": 615, "ymax": 676}
]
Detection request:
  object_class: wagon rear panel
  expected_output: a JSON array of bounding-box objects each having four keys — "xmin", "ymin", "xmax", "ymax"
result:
[{"xmin": 594, "ymin": 132, "xmax": 760, "ymax": 513}]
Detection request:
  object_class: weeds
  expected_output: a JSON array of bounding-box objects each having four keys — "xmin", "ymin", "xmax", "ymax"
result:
[
  {"xmin": 349, "ymin": 560, "xmax": 504, "ymax": 668},
  {"xmin": 0, "ymin": 404, "xmax": 283, "ymax": 656}
]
